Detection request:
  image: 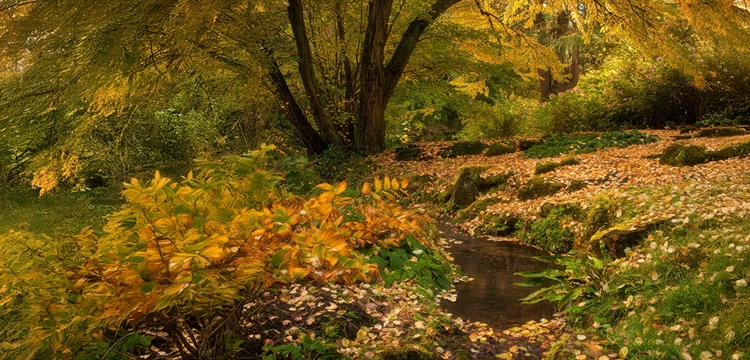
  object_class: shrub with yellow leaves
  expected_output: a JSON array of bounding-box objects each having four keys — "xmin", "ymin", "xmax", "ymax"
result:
[{"xmin": 0, "ymin": 145, "xmax": 427, "ymax": 359}]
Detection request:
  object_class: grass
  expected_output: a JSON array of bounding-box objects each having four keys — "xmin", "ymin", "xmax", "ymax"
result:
[
  {"xmin": 543, "ymin": 183, "xmax": 750, "ymax": 359},
  {"xmin": 0, "ymin": 185, "xmax": 123, "ymax": 235}
]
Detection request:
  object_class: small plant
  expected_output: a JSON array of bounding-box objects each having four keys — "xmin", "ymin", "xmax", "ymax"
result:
[
  {"xmin": 516, "ymin": 253, "xmax": 608, "ymax": 310},
  {"xmin": 367, "ymin": 235, "xmax": 454, "ymax": 290},
  {"xmin": 262, "ymin": 334, "xmax": 339, "ymax": 360}
]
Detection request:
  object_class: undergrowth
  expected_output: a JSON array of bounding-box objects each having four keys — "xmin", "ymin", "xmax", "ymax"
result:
[{"xmin": 524, "ymin": 131, "xmax": 659, "ymax": 159}]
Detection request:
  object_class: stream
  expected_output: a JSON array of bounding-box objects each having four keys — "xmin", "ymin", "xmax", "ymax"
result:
[{"xmin": 437, "ymin": 223, "xmax": 557, "ymax": 330}]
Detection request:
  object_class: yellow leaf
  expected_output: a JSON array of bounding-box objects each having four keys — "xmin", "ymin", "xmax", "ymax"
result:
[
  {"xmin": 374, "ymin": 177, "xmax": 382, "ymax": 192},
  {"xmin": 384, "ymin": 175, "xmax": 391, "ymax": 190},
  {"xmin": 316, "ymin": 183, "xmax": 333, "ymax": 191},
  {"xmin": 334, "ymin": 181, "xmax": 347, "ymax": 195},
  {"xmin": 401, "ymin": 178, "xmax": 409, "ymax": 188},
  {"xmin": 201, "ymin": 244, "xmax": 226, "ymax": 261},
  {"xmin": 289, "ymin": 267, "xmax": 309, "ymax": 279},
  {"xmin": 163, "ymin": 282, "xmax": 189, "ymax": 296},
  {"xmin": 391, "ymin": 178, "xmax": 399, "ymax": 190},
  {"xmin": 361, "ymin": 182, "xmax": 371, "ymax": 196}
]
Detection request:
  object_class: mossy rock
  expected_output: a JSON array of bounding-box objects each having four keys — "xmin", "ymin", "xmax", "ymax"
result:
[
  {"xmin": 707, "ymin": 140, "xmax": 750, "ymax": 161},
  {"xmin": 697, "ymin": 127, "xmax": 747, "ymax": 138},
  {"xmin": 435, "ymin": 190, "xmax": 452, "ymax": 204},
  {"xmin": 517, "ymin": 178, "xmax": 563, "ymax": 201},
  {"xmin": 672, "ymin": 134, "xmax": 694, "ymax": 140},
  {"xmin": 448, "ymin": 167, "xmax": 512, "ymax": 208},
  {"xmin": 479, "ymin": 214, "xmax": 518, "ymax": 236},
  {"xmin": 485, "ymin": 141, "xmax": 516, "ymax": 156},
  {"xmin": 678, "ymin": 125, "xmax": 695, "ymax": 134},
  {"xmin": 566, "ymin": 179, "xmax": 587, "ymax": 192},
  {"xmin": 589, "ymin": 220, "xmax": 667, "ymax": 257},
  {"xmin": 534, "ymin": 157, "xmax": 580, "ymax": 175},
  {"xmin": 451, "ymin": 167, "xmax": 485, "ymax": 207},
  {"xmin": 458, "ymin": 197, "xmax": 503, "ymax": 221},
  {"xmin": 394, "ymin": 145, "xmax": 430, "ymax": 161},
  {"xmin": 438, "ymin": 141, "xmax": 487, "ymax": 158},
  {"xmin": 519, "ymin": 138, "xmax": 545, "ymax": 151},
  {"xmin": 380, "ymin": 347, "xmax": 435, "ymax": 360},
  {"xmin": 659, "ymin": 143, "xmax": 708, "ymax": 167}
]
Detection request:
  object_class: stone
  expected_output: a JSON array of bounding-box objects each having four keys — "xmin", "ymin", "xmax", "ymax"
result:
[
  {"xmin": 517, "ymin": 178, "xmax": 563, "ymax": 201},
  {"xmin": 394, "ymin": 145, "xmax": 430, "ymax": 161},
  {"xmin": 438, "ymin": 141, "xmax": 487, "ymax": 158},
  {"xmin": 485, "ymin": 141, "xmax": 516, "ymax": 156},
  {"xmin": 659, "ymin": 143, "xmax": 708, "ymax": 167},
  {"xmin": 697, "ymin": 127, "xmax": 746, "ymax": 138}
]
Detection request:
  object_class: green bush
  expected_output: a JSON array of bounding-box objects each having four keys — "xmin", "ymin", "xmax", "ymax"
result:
[{"xmin": 530, "ymin": 87, "xmax": 609, "ymax": 133}]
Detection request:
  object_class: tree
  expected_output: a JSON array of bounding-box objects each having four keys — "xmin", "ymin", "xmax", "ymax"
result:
[{"xmin": 2, "ymin": 0, "xmax": 750, "ymax": 190}]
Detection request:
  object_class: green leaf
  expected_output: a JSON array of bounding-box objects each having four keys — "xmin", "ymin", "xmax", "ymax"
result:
[{"xmin": 141, "ymin": 282, "xmax": 156, "ymax": 293}]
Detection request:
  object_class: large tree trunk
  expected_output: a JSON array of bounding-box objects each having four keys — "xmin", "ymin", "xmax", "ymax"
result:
[
  {"xmin": 356, "ymin": 0, "xmax": 460, "ymax": 154},
  {"xmin": 356, "ymin": 0, "xmax": 393, "ymax": 154},
  {"xmin": 287, "ymin": 0, "xmax": 342, "ymax": 147},
  {"xmin": 262, "ymin": 45, "xmax": 328, "ymax": 155}
]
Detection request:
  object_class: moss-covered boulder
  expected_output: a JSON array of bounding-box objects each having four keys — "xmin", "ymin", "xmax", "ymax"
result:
[
  {"xmin": 437, "ymin": 141, "xmax": 487, "ymax": 158},
  {"xmin": 708, "ymin": 141, "xmax": 750, "ymax": 160},
  {"xmin": 458, "ymin": 197, "xmax": 503, "ymax": 221},
  {"xmin": 659, "ymin": 143, "xmax": 708, "ymax": 167},
  {"xmin": 519, "ymin": 138, "xmax": 545, "ymax": 151},
  {"xmin": 447, "ymin": 167, "xmax": 512, "ymax": 208},
  {"xmin": 485, "ymin": 141, "xmax": 516, "ymax": 156},
  {"xmin": 589, "ymin": 220, "xmax": 667, "ymax": 257},
  {"xmin": 517, "ymin": 178, "xmax": 563, "ymax": 201},
  {"xmin": 698, "ymin": 127, "xmax": 747, "ymax": 138},
  {"xmin": 394, "ymin": 145, "xmax": 431, "ymax": 161},
  {"xmin": 452, "ymin": 167, "xmax": 483, "ymax": 207},
  {"xmin": 534, "ymin": 157, "xmax": 580, "ymax": 175}
]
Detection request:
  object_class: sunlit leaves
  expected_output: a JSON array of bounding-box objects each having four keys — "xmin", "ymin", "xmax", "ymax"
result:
[{"xmin": 0, "ymin": 147, "xmax": 426, "ymax": 357}]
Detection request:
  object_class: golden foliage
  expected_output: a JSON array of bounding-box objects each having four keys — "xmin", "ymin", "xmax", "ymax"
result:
[{"xmin": 0, "ymin": 146, "xmax": 426, "ymax": 357}]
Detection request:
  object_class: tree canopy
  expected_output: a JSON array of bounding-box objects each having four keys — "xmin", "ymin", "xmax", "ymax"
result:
[{"xmin": 1, "ymin": 0, "xmax": 750, "ymax": 191}]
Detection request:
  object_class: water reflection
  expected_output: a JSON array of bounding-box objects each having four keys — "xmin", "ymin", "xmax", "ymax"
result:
[{"xmin": 438, "ymin": 223, "xmax": 557, "ymax": 330}]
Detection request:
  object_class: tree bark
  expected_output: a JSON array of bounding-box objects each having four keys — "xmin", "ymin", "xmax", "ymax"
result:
[
  {"xmin": 356, "ymin": 0, "xmax": 460, "ymax": 154},
  {"xmin": 262, "ymin": 45, "xmax": 328, "ymax": 155},
  {"xmin": 287, "ymin": 0, "xmax": 342, "ymax": 147},
  {"xmin": 356, "ymin": 0, "xmax": 394, "ymax": 154}
]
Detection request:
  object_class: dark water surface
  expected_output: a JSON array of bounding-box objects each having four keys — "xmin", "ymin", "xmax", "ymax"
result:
[{"xmin": 437, "ymin": 223, "xmax": 557, "ymax": 330}]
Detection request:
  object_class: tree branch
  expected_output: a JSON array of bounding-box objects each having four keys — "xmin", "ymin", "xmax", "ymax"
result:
[{"xmin": 382, "ymin": 0, "xmax": 461, "ymax": 104}]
